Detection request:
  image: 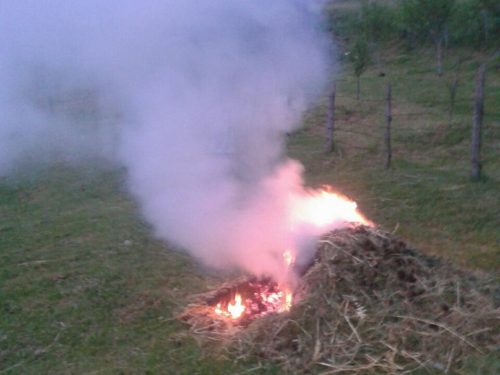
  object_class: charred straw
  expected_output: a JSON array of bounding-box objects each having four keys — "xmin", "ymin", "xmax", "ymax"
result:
[{"xmin": 179, "ymin": 226, "xmax": 500, "ymax": 374}]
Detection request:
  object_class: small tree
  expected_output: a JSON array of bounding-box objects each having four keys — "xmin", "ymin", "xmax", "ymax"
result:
[
  {"xmin": 447, "ymin": 1, "xmax": 483, "ymax": 48},
  {"xmin": 478, "ymin": 0, "xmax": 500, "ymax": 44},
  {"xmin": 446, "ymin": 0, "xmax": 500, "ymax": 48},
  {"xmin": 349, "ymin": 40, "xmax": 371, "ymax": 100},
  {"xmin": 358, "ymin": 1, "xmax": 397, "ymax": 76},
  {"xmin": 400, "ymin": 0, "xmax": 456, "ymax": 76}
]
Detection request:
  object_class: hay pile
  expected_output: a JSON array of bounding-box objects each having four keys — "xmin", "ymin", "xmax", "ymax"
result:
[
  {"xmin": 179, "ymin": 276, "xmax": 254, "ymax": 337},
  {"xmin": 180, "ymin": 226, "xmax": 500, "ymax": 374}
]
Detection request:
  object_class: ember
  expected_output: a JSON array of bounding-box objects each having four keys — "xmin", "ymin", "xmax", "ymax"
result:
[
  {"xmin": 210, "ymin": 277, "xmax": 292, "ymax": 323},
  {"xmin": 180, "ymin": 226, "xmax": 500, "ymax": 374}
]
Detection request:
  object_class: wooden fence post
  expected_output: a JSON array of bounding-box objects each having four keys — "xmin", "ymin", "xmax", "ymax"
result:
[
  {"xmin": 471, "ymin": 64, "xmax": 485, "ymax": 180},
  {"xmin": 326, "ymin": 83, "xmax": 336, "ymax": 153},
  {"xmin": 385, "ymin": 83, "xmax": 392, "ymax": 169}
]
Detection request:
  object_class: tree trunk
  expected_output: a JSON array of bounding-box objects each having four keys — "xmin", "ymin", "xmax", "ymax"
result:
[
  {"xmin": 356, "ymin": 75, "xmax": 360, "ymax": 100},
  {"xmin": 471, "ymin": 64, "xmax": 485, "ymax": 180},
  {"xmin": 443, "ymin": 24, "xmax": 449, "ymax": 48},
  {"xmin": 481, "ymin": 10, "xmax": 489, "ymax": 42},
  {"xmin": 437, "ymin": 38, "xmax": 442, "ymax": 77}
]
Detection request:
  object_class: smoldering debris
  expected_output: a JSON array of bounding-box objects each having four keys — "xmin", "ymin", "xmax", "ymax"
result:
[{"xmin": 179, "ymin": 226, "xmax": 500, "ymax": 374}]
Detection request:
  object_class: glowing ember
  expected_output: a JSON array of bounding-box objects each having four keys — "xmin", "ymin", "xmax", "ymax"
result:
[
  {"xmin": 227, "ymin": 294, "xmax": 245, "ymax": 319},
  {"xmin": 212, "ymin": 279, "xmax": 292, "ymax": 321},
  {"xmin": 277, "ymin": 286, "xmax": 292, "ymax": 313},
  {"xmin": 214, "ymin": 303, "xmax": 224, "ymax": 315}
]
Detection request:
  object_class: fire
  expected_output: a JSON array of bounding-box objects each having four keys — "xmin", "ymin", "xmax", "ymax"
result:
[
  {"xmin": 283, "ymin": 250, "xmax": 294, "ymax": 267},
  {"xmin": 277, "ymin": 286, "xmax": 292, "ymax": 313},
  {"xmin": 290, "ymin": 188, "xmax": 371, "ymax": 229},
  {"xmin": 215, "ymin": 294, "xmax": 245, "ymax": 319},
  {"xmin": 213, "ymin": 187, "xmax": 370, "ymax": 321},
  {"xmin": 214, "ymin": 283, "xmax": 292, "ymax": 320},
  {"xmin": 227, "ymin": 294, "xmax": 245, "ymax": 319}
]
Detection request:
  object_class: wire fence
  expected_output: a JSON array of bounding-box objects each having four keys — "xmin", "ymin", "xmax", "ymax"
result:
[{"xmin": 321, "ymin": 65, "xmax": 499, "ymax": 177}]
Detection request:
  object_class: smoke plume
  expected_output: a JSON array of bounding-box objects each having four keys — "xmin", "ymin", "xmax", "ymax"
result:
[{"xmin": 0, "ymin": 0, "xmax": 328, "ymax": 280}]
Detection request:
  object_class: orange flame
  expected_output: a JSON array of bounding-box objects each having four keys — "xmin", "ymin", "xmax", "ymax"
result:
[
  {"xmin": 215, "ymin": 294, "xmax": 246, "ymax": 319},
  {"xmin": 277, "ymin": 285, "xmax": 292, "ymax": 313},
  {"xmin": 290, "ymin": 189, "xmax": 371, "ymax": 229},
  {"xmin": 280, "ymin": 251, "xmax": 294, "ymax": 313},
  {"xmin": 214, "ymin": 303, "xmax": 224, "ymax": 315},
  {"xmin": 213, "ymin": 187, "xmax": 370, "ymax": 320},
  {"xmin": 227, "ymin": 294, "xmax": 245, "ymax": 319},
  {"xmin": 283, "ymin": 249, "xmax": 294, "ymax": 267}
]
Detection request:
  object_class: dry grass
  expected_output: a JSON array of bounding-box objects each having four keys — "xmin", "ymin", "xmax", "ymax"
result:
[
  {"xmin": 179, "ymin": 276, "xmax": 253, "ymax": 339},
  {"xmin": 180, "ymin": 226, "xmax": 500, "ymax": 374}
]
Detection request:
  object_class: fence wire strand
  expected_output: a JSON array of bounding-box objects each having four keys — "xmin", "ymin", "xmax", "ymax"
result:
[{"xmin": 319, "ymin": 82, "xmax": 498, "ymax": 168}]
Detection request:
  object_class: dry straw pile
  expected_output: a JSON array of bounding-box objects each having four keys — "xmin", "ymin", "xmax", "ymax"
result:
[{"xmin": 179, "ymin": 226, "xmax": 500, "ymax": 374}]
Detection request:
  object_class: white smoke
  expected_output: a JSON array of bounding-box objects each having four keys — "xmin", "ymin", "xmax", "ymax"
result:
[{"xmin": 0, "ymin": 0, "xmax": 328, "ymax": 280}]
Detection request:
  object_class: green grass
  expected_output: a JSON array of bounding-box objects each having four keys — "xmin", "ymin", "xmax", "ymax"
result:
[
  {"xmin": 1, "ymin": 46, "xmax": 499, "ymax": 374},
  {"xmin": 297, "ymin": 45, "xmax": 500, "ymax": 275},
  {"xmin": 0, "ymin": 165, "xmax": 284, "ymax": 374}
]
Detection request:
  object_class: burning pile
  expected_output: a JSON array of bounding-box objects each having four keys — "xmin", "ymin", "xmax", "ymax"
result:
[
  {"xmin": 232, "ymin": 226, "xmax": 500, "ymax": 373},
  {"xmin": 181, "ymin": 276, "xmax": 292, "ymax": 330},
  {"xmin": 178, "ymin": 191, "xmax": 500, "ymax": 374},
  {"xmin": 179, "ymin": 188, "xmax": 368, "ymax": 330},
  {"xmin": 212, "ymin": 277, "xmax": 292, "ymax": 322}
]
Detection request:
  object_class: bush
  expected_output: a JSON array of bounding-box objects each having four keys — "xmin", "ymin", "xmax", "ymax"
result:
[
  {"xmin": 324, "ymin": 8, "xmax": 361, "ymax": 42},
  {"xmin": 448, "ymin": 0, "xmax": 500, "ymax": 48},
  {"xmin": 358, "ymin": 1, "xmax": 400, "ymax": 44}
]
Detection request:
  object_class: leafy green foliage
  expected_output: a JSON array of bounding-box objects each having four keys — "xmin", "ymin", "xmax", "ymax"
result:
[
  {"xmin": 447, "ymin": 1, "xmax": 485, "ymax": 47},
  {"xmin": 445, "ymin": 0, "xmax": 500, "ymax": 48},
  {"xmin": 399, "ymin": 0, "xmax": 456, "ymax": 41},
  {"xmin": 349, "ymin": 39, "xmax": 371, "ymax": 77},
  {"xmin": 479, "ymin": 0, "xmax": 500, "ymax": 14},
  {"xmin": 324, "ymin": 7, "xmax": 361, "ymax": 41},
  {"xmin": 326, "ymin": 0, "xmax": 500, "ymax": 50},
  {"xmin": 358, "ymin": 1, "xmax": 399, "ymax": 44},
  {"xmin": 349, "ymin": 39, "xmax": 371, "ymax": 98}
]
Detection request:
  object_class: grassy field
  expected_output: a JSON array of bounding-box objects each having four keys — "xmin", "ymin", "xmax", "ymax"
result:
[
  {"xmin": 1, "ymin": 165, "xmax": 286, "ymax": 375},
  {"xmin": 1, "ymin": 37, "xmax": 499, "ymax": 375},
  {"xmin": 295, "ymin": 44, "xmax": 500, "ymax": 273}
]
